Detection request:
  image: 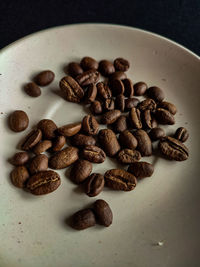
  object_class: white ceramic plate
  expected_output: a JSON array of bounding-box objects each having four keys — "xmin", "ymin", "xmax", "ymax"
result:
[{"xmin": 0, "ymin": 24, "xmax": 200, "ymax": 267}]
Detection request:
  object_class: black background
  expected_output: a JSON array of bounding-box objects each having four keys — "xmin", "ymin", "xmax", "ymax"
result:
[{"xmin": 0, "ymin": 0, "xmax": 200, "ymax": 55}]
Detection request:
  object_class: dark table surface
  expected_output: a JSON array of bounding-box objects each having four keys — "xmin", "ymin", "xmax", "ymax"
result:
[{"xmin": 0, "ymin": 0, "xmax": 200, "ymax": 56}]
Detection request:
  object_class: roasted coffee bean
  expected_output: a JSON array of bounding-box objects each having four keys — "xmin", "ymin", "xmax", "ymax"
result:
[
  {"xmin": 82, "ymin": 115, "xmax": 99, "ymax": 135},
  {"xmin": 37, "ymin": 119, "xmax": 57, "ymax": 139},
  {"xmin": 117, "ymin": 149, "xmax": 141, "ymax": 164},
  {"xmin": 114, "ymin": 58, "xmax": 130, "ymax": 71},
  {"xmin": 125, "ymin": 97, "xmax": 140, "ymax": 111},
  {"xmin": 128, "ymin": 162, "xmax": 154, "ymax": 179},
  {"xmin": 10, "ymin": 152, "xmax": 29, "ymax": 166},
  {"xmin": 10, "ymin": 166, "xmax": 29, "ymax": 188},
  {"xmin": 158, "ymin": 101, "xmax": 177, "ymax": 115},
  {"xmin": 34, "ymin": 70, "xmax": 55, "ymax": 86},
  {"xmin": 82, "ymin": 145, "xmax": 106, "ymax": 163},
  {"xmin": 80, "ymin": 57, "xmax": 99, "ymax": 70},
  {"xmin": 129, "ymin": 108, "xmax": 142, "ymax": 129},
  {"xmin": 60, "ymin": 75, "xmax": 84, "ymax": 103},
  {"xmin": 71, "ymin": 209, "xmax": 96, "ymax": 230},
  {"xmin": 101, "ymin": 110, "xmax": 121, "ymax": 124},
  {"xmin": 159, "ymin": 136, "xmax": 189, "ymax": 161},
  {"xmin": 97, "ymin": 82, "xmax": 112, "ymax": 99},
  {"xmin": 76, "ymin": 69, "xmax": 100, "ymax": 86},
  {"xmin": 149, "ymin": 127, "xmax": 165, "ymax": 141},
  {"xmin": 84, "ymin": 84, "xmax": 97, "ymax": 104},
  {"xmin": 174, "ymin": 127, "xmax": 189, "ymax": 143},
  {"xmin": 147, "ymin": 86, "xmax": 165, "ymax": 102},
  {"xmin": 112, "ymin": 115, "xmax": 127, "ymax": 133},
  {"xmin": 155, "ymin": 108, "xmax": 175, "ymax": 125},
  {"xmin": 24, "ymin": 82, "xmax": 41, "ymax": 97},
  {"xmin": 26, "ymin": 170, "xmax": 61, "ymax": 195},
  {"xmin": 98, "ymin": 129, "xmax": 120, "ymax": 157},
  {"xmin": 22, "ymin": 129, "xmax": 42, "ymax": 150},
  {"xmin": 142, "ymin": 110, "xmax": 155, "ymax": 129},
  {"xmin": 98, "ymin": 60, "xmax": 115, "ymax": 77},
  {"xmin": 103, "ymin": 98, "xmax": 115, "ymax": 111},
  {"xmin": 109, "ymin": 71, "xmax": 127, "ymax": 81},
  {"xmin": 57, "ymin": 122, "xmax": 82, "ymax": 137},
  {"xmin": 134, "ymin": 82, "xmax": 147, "ymax": 96},
  {"xmin": 123, "ymin": 78, "xmax": 134, "ymax": 97},
  {"xmin": 115, "ymin": 94, "xmax": 125, "ymax": 111},
  {"xmin": 90, "ymin": 100, "xmax": 103, "ymax": 115},
  {"xmin": 72, "ymin": 134, "xmax": 96, "ymax": 147},
  {"xmin": 104, "ymin": 169, "xmax": 137, "ymax": 191},
  {"xmin": 94, "ymin": 199, "xmax": 113, "ymax": 227},
  {"xmin": 49, "ymin": 146, "xmax": 79, "ymax": 169},
  {"xmin": 85, "ymin": 173, "xmax": 104, "ymax": 197},
  {"xmin": 134, "ymin": 129, "xmax": 152, "ymax": 156},
  {"xmin": 67, "ymin": 62, "xmax": 83, "ymax": 77},
  {"xmin": 109, "ymin": 79, "xmax": 125, "ymax": 96},
  {"xmin": 9, "ymin": 110, "xmax": 29, "ymax": 132},
  {"xmin": 29, "ymin": 154, "xmax": 48, "ymax": 175},
  {"xmin": 138, "ymin": 98, "xmax": 157, "ymax": 112},
  {"xmin": 33, "ymin": 140, "xmax": 52, "ymax": 155},
  {"xmin": 52, "ymin": 136, "xmax": 66, "ymax": 152},
  {"xmin": 119, "ymin": 130, "xmax": 138, "ymax": 150},
  {"xmin": 70, "ymin": 159, "xmax": 92, "ymax": 184}
]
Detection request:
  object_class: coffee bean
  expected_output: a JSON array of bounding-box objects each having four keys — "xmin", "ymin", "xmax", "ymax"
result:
[
  {"xmin": 22, "ymin": 129, "xmax": 42, "ymax": 150},
  {"xmin": 49, "ymin": 146, "xmax": 79, "ymax": 169},
  {"xmin": 82, "ymin": 115, "xmax": 99, "ymax": 135},
  {"xmin": 119, "ymin": 130, "xmax": 138, "ymax": 150},
  {"xmin": 134, "ymin": 129, "xmax": 152, "ymax": 156},
  {"xmin": 82, "ymin": 145, "xmax": 106, "ymax": 163},
  {"xmin": 29, "ymin": 154, "xmax": 48, "ymax": 175},
  {"xmin": 138, "ymin": 98, "xmax": 157, "ymax": 112},
  {"xmin": 134, "ymin": 82, "xmax": 147, "ymax": 96},
  {"xmin": 112, "ymin": 115, "xmax": 127, "ymax": 133},
  {"xmin": 97, "ymin": 82, "xmax": 112, "ymax": 99},
  {"xmin": 90, "ymin": 100, "xmax": 103, "ymax": 115},
  {"xmin": 84, "ymin": 84, "xmax": 97, "ymax": 104},
  {"xmin": 158, "ymin": 101, "xmax": 177, "ymax": 115},
  {"xmin": 123, "ymin": 78, "xmax": 134, "ymax": 97},
  {"xmin": 85, "ymin": 173, "xmax": 105, "ymax": 197},
  {"xmin": 104, "ymin": 169, "xmax": 137, "ymax": 191},
  {"xmin": 98, "ymin": 129, "xmax": 120, "ymax": 157},
  {"xmin": 57, "ymin": 122, "xmax": 82, "ymax": 137},
  {"xmin": 142, "ymin": 110, "xmax": 155, "ymax": 129},
  {"xmin": 115, "ymin": 94, "xmax": 125, "ymax": 111},
  {"xmin": 159, "ymin": 136, "xmax": 189, "ymax": 161},
  {"xmin": 117, "ymin": 149, "xmax": 141, "ymax": 164},
  {"xmin": 33, "ymin": 140, "xmax": 52, "ymax": 155},
  {"xmin": 72, "ymin": 134, "xmax": 96, "ymax": 147},
  {"xmin": 101, "ymin": 110, "xmax": 121, "ymax": 124},
  {"xmin": 60, "ymin": 75, "xmax": 84, "ymax": 103},
  {"xmin": 34, "ymin": 70, "xmax": 55, "ymax": 86},
  {"xmin": 103, "ymin": 98, "xmax": 115, "ymax": 111},
  {"xmin": 80, "ymin": 57, "xmax": 99, "ymax": 70},
  {"xmin": 70, "ymin": 159, "xmax": 92, "ymax": 184},
  {"xmin": 37, "ymin": 119, "xmax": 57, "ymax": 139},
  {"xmin": 155, "ymin": 108, "xmax": 175, "ymax": 125},
  {"xmin": 10, "ymin": 152, "xmax": 29, "ymax": 166},
  {"xmin": 52, "ymin": 136, "xmax": 66, "ymax": 152},
  {"xmin": 26, "ymin": 170, "xmax": 61, "ymax": 195},
  {"xmin": 76, "ymin": 69, "xmax": 100, "ymax": 86},
  {"xmin": 114, "ymin": 58, "xmax": 130, "ymax": 71},
  {"xmin": 129, "ymin": 108, "xmax": 142, "ymax": 129},
  {"xmin": 125, "ymin": 97, "xmax": 140, "ymax": 111},
  {"xmin": 174, "ymin": 127, "xmax": 189, "ymax": 143},
  {"xmin": 10, "ymin": 166, "xmax": 29, "ymax": 188},
  {"xmin": 128, "ymin": 161, "xmax": 154, "ymax": 179},
  {"xmin": 149, "ymin": 127, "xmax": 165, "ymax": 141},
  {"xmin": 9, "ymin": 110, "xmax": 29, "ymax": 132},
  {"xmin": 147, "ymin": 86, "xmax": 165, "ymax": 102},
  {"xmin": 109, "ymin": 79, "xmax": 125, "ymax": 96},
  {"xmin": 94, "ymin": 199, "xmax": 113, "ymax": 226},
  {"xmin": 67, "ymin": 62, "xmax": 83, "ymax": 77},
  {"xmin": 24, "ymin": 82, "xmax": 41, "ymax": 97},
  {"xmin": 98, "ymin": 60, "xmax": 115, "ymax": 77},
  {"xmin": 109, "ymin": 71, "xmax": 127, "ymax": 81},
  {"xmin": 71, "ymin": 209, "xmax": 96, "ymax": 230}
]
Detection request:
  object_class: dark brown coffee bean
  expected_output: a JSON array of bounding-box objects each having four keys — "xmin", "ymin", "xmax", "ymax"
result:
[
  {"xmin": 112, "ymin": 115, "xmax": 127, "ymax": 133},
  {"xmin": 98, "ymin": 60, "xmax": 115, "ymax": 77},
  {"xmin": 24, "ymin": 82, "xmax": 41, "ymax": 97},
  {"xmin": 90, "ymin": 100, "xmax": 103, "ymax": 115},
  {"xmin": 82, "ymin": 115, "xmax": 99, "ymax": 135},
  {"xmin": 134, "ymin": 82, "xmax": 147, "ymax": 96},
  {"xmin": 109, "ymin": 71, "xmax": 127, "ymax": 81},
  {"xmin": 134, "ymin": 129, "xmax": 152, "ymax": 156},
  {"xmin": 52, "ymin": 136, "xmax": 66, "ymax": 152},
  {"xmin": 33, "ymin": 140, "xmax": 52, "ymax": 155},
  {"xmin": 149, "ymin": 127, "xmax": 165, "ymax": 141},
  {"xmin": 10, "ymin": 166, "xmax": 29, "ymax": 188},
  {"xmin": 125, "ymin": 98, "xmax": 140, "ymax": 111},
  {"xmin": 85, "ymin": 173, "xmax": 104, "ymax": 197},
  {"xmin": 159, "ymin": 136, "xmax": 189, "ymax": 161},
  {"xmin": 82, "ymin": 145, "xmax": 106, "ymax": 163},
  {"xmin": 10, "ymin": 152, "xmax": 29, "ymax": 166},
  {"xmin": 98, "ymin": 129, "xmax": 120, "ymax": 157},
  {"xmin": 72, "ymin": 134, "xmax": 96, "ymax": 147},
  {"xmin": 94, "ymin": 199, "xmax": 113, "ymax": 227},
  {"xmin": 97, "ymin": 82, "xmax": 112, "ymax": 99},
  {"xmin": 155, "ymin": 108, "xmax": 175, "ymax": 125},
  {"xmin": 71, "ymin": 209, "xmax": 96, "ymax": 230},
  {"xmin": 34, "ymin": 70, "xmax": 55, "ymax": 86},
  {"xmin": 174, "ymin": 127, "xmax": 189, "ymax": 143},
  {"xmin": 49, "ymin": 146, "xmax": 79, "ymax": 169},
  {"xmin": 129, "ymin": 108, "xmax": 142, "ymax": 129},
  {"xmin": 37, "ymin": 119, "xmax": 57, "ymax": 139},
  {"xmin": 70, "ymin": 159, "xmax": 92, "ymax": 184},
  {"xmin": 109, "ymin": 79, "xmax": 125, "ymax": 96},
  {"xmin": 114, "ymin": 58, "xmax": 130, "ymax": 71},
  {"xmin": 101, "ymin": 110, "xmax": 121, "ymax": 125},
  {"xmin": 103, "ymin": 98, "xmax": 115, "ymax": 111},
  {"xmin": 115, "ymin": 94, "xmax": 125, "ymax": 111},
  {"xmin": 142, "ymin": 110, "xmax": 155, "ymax": 129},
  {"xmin": 117, "ymin": 149, "xmax": 141, "ymax": 164},
  {"xmin": 57, "ymin": 122, "xmax": 82, "ymax": 137},
  {"xmin": 84, "ymin": 84, "xmax": 97, "ymax": 104},
  {"xmin": 128, "ymin": 162, "xmax": 154, "ymax": 179},
  {"xmin": 29, "ymin": 154, "xmax": 48, "ymax": 175},
  {"xmin": 123, "ymin": 78, "xmax": 134, "ymax": 97},
  {"xmin": 138, "ymin": 98, "xmax": 157, "ymax": 112},
  {"xmin": 147, "ymin": 86, "xmax": 165, "ymax": 102},
  {"xmin": 76, "ymin": 69, "xmax": 100, "ymax": 86},
  {"xmin": 22, "ymin": 129, "xmax": 42, "ymax": 150},
  {"xmin": 104, "ymin": 169, "xmax": 137, "ymax": 191},
  {"xmin": 158, "ymin": 101, "xmax": 177, "ymax": 115},
  {"xmin": 9, "ymin": 110, "xmax": 29, "ymax": 132},
  {"xmin": 119, "ymin": 130, "xmax": 138, "ymax": 150},
  {"xmin": 67, "ymin": 62, "xmax": 83, "ymax": 77},
  {"xmin": 26, "ymin": 170, "xmax": 61, "ymax": 195},
  {"xmin": 80, "ymin": 57, "xmax": 99, "ymax": 70},
  {"xmin": 60, "ymin": 75, "xmax": 84, "ymax": 103}
]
